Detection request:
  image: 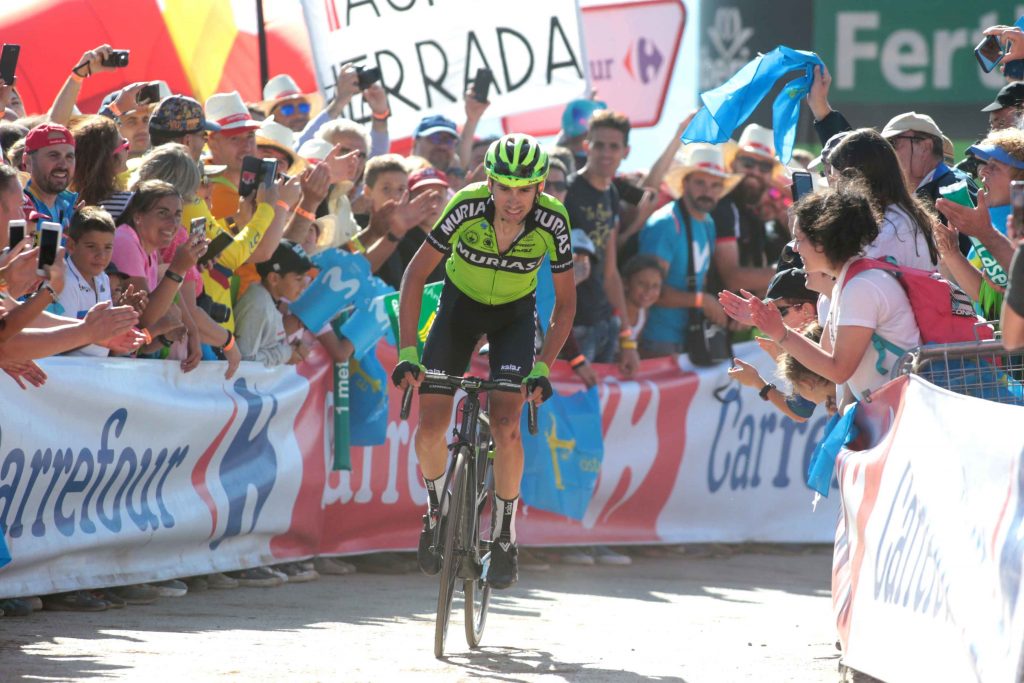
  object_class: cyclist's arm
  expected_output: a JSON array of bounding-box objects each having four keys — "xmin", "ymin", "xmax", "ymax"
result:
[
  {"xmin": 537, "ymin": 269, "xmax": 577, "ymax": 368},
  {"xmin": 398, "ymin": 242, "xmax": 445, "ymax": 350}
]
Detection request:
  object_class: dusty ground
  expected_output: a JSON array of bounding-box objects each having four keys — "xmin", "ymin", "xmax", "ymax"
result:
[{"xmin": 1, "ymin": 545, "xmax": 841, "ymax": 682}]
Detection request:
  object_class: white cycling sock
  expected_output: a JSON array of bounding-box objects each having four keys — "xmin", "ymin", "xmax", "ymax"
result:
[{"xmin": 492, "ymin": 495, "xmax": 519, "ymax": 544}]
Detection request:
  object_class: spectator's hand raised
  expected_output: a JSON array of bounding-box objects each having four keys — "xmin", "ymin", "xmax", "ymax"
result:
[
  {"xmin": 717, "ymin": 289, "xmax": 756, "ymax": 326},
  {"xmin": 984, "ymin": 25, "xmax": 1024, "ymax": 63},
  {"xmin": 936, "ymin": 191, "xmax": 993, "ymax": 239},
  {"xmin": 117, "ymin": 283, "xmax": 148, "ymax": 315},
  {"xmin": 464, "ymin": 86, "xmax": 490, "ymax": 122},
  {"xmin": 675, "ymin": 108, "xmax": 700, "ymax": 137},
  {"xmin": 169, "ymin": 231, "xmax": 209, "ymax": 274},
  {"xmin": 363, "ymin": 83, "xmax": 389, "ymax": 117},
  {"xmin": 276, "ymin": 173, "xmax": 303, "ymax": 210},
  {"xmin": 41, "ymin": 246, "xmax": 66, "ymax": 295},
  {"xmin": 113, "ymin": 83, "xmax": 146, "ymax": 115},
  {"xmin": 299, "ymin": 163, "xmax": 332, "ymax": 207},
  {"xmin": 390, "ymin": 189, "xmax": 441, "ymax": 235},
  {"xmin": 1, "ymin": 239, "xmax": 42, "ymax": 298},
  {"xmin": 83, "ymin": 301, "xmax": 140, "ymax": 344},
  {"xmin": 235, "ymin": 191, "xmax": 256, "ymax": 227},
  {"xmin": 727, "ymin": 358, "xmax": 764, "ymax": 389},
  {"xmin": 1, "ymin": 359, "xmax": 47, "ymax": 390},
  {"xmin": 806, "ymin": 64, "xmax": 833, "ymax": 121},
  {"xmin": 105, "ymin": 327, "xmax": 148, "ymax": 354},
  {"xmin": 74, "ymin": 44, "xmax": 118, "ymax": 78},
  {"xmin": 0, "ymin": 78, "xmax": 14, "ymax": 111},
  {"xmin": 932, "ymin": 220, "xmax": 960, "ymax": 260},
  {"xmin": 747, "ymin": 292, "xmax": 787, "ymax": 343},
  {"xmin": 328, "ymin": 64, "xmax": 361, "ymax": 115},
  {"xmin": 324, "ymin": 145, "xmax": 360, "ymax": 184}
]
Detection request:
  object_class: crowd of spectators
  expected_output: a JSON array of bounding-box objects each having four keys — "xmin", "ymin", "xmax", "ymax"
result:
[{"xmin": 4, "ymin": 17, "xmax": 1024, "ymax": 614}]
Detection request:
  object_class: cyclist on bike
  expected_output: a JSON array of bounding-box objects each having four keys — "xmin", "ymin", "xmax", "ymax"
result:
[{"xmin": 392, "ymin": 133, "xmax": 576, "ymax": 589}]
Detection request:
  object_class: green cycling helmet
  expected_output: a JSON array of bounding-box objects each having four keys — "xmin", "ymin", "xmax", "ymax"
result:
[{"xmin": 484, "ymin": 133, "xmax": 549, "ymax": 187}]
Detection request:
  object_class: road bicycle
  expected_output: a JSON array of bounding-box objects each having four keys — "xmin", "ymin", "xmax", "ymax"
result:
[{"xmin": 400, "ymin": 372, "xmax": 538, "ymax": 658}]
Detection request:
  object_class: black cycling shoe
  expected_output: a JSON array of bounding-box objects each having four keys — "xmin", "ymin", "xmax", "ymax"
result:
[
  {"xmin": 417, "ymin": 512, "xmax": 442, "ymax": 576},
  {"xmin": 485, "ymin": 540, "xmax": 518, "ymax": 589}
]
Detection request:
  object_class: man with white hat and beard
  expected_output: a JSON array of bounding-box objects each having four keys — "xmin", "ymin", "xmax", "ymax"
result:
[
  {"xmin": 637, "ymin": 144, "xmax": 737, "ymax": 357},
  {"xmin": 709, "ymin": 123, "xmax": 780, "ymax": 294}
]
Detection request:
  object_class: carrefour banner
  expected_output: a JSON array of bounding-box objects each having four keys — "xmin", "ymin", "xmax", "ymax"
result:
[
  {"xmin": 832, "ymin": 376, "xmax": 1024, "ymax": 683},
  {"xmin": 0, "ymin": 342, "xmax": 838, "ymax": 598},
  {"xmin": 298, "ymin": 0, "xmax": 588, "ymax": 137}
]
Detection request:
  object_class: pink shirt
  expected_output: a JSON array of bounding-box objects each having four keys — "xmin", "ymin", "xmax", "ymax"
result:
[{"xmin": 111, "ymin": 225, "xmax": 158, "ymax": 291}]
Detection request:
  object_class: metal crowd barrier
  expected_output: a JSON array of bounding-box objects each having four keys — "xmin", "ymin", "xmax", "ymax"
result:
[{"xmin": 893, "ymin": 338, "xmax": 1024, "ymax": 407}]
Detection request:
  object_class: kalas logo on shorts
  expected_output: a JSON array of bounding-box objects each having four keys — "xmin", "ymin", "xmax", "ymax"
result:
[{"xmin": 195, "ymin": 379, "xmax": 280, "ymax": 550}]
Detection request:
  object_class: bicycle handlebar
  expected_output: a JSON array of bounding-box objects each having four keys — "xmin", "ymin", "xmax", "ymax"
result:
[{"xmin": 399, "ymin": 371, "xmax": 539, "ymax": 434}]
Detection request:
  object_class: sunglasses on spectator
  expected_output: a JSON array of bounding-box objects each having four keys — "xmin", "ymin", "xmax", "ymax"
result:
[
  {"xmin": 736, "ymin": 156, "xmax": 774, "ymax": 173},
  {"xmin": 892, "ymin": 134, "xmax": 929, "ymax": 145},
  {"xmin": 426, "ymin": 132, "xmax": 457, "ymax": 146},
  {"xmin": 547, "ymin": 181, "xmax": 569, "ymax": 192},
  {"xmin": 336, "ymin": 147, "xmax": 367, "ymax": 159},
  {"xmin": 776, "ymin": 303, "xmax": 805, "ymax": 318},
  {"xmin": 112, "ymin": 138, "xmax": 130, "ymax": 156},
  {"xmin": 277, "ymin": 101, "xmax": 311, "ymax": 117}
]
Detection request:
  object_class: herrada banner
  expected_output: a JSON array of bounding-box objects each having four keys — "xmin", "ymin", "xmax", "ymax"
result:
[
  {"xmin": 832, "ymin": 376, "xmax": 1024, "ymax": 683},
  {"xmin": 299, "ymin": 0, "xmax": 588, "ymax": 138},
  {"xmin": 0, "ymin": 342, "xmax": 839, "ymax": 598}
]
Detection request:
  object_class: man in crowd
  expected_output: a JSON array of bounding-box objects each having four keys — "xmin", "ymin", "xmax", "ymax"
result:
[
  {"xmin": 709, "ymin": 124, "xmax": 779, "ymax": 294},
  {"xmin": 563, "ymin": 109, "xmax": 639, "ymax": 377},
  {"xmin": 21, "ymin": 123, "xmax": 78, "ymax": 228},
  {"xmin": 982, "ymin": 82, "xmax": 1024, "ymax": 132},
  {"xmin": 557, "ymin": 98, "xmax": 608, "ymax": 171},
  {"xmin": 148, "ymin": 94, "xmax": 221, "ymax": 162},
  {"xmin": 204, "ymin": 91, "xmax": 262, "ymax": 219},
  {"xmin": 411, "ymin": 114, "xmax": 459, "ymax": 175},
  {"xmin": 639, "ymin": 145, "xmax": 732, "ymax": 357},
  {"xmin": 260, "ymin": 74, "xmax": 316, "ymax": 133}
]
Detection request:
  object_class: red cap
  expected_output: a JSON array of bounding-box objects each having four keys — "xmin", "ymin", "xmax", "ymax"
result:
[
  {"xmin": 25, "ymin": 124, "xmax": 75, "ymax": 153},
  {"xmin": 408, "ymin": 167, "xmax": 450, "ymax": 193}
]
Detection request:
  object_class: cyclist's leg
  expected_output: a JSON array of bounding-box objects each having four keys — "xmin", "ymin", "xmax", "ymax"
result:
[{"xmin": 487, "ymin": 391, "xmax": 525, "ymax": 500}]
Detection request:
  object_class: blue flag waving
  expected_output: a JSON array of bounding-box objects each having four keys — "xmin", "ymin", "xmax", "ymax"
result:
[
  {"xmin": 682, "ymin": 46, "xmax": 823, "ymax": 163},
  {"xmin": 349, "ymin": 350, "xmax": 390, "ymax": 446},
  {"xmin": 520, "ymin": 386, "xmax": 604, "ymax": 521}
]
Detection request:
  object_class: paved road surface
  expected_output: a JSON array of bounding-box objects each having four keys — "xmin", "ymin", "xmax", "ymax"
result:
[{"xmin": 2, "ymin": 546, "xmax": 841, "ymax": 682}]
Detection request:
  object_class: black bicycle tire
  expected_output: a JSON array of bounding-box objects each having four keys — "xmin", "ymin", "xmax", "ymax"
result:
[
  {"xmin": 464, "ymin": 444, "xmax": 493, "ymax": 647},
  {"xmin": 434, "ymin": 447, "xmax": 468, "ymax": 659}
]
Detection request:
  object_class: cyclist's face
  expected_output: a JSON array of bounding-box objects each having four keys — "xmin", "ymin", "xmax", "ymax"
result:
[{"xmin": 489, "ymin": 180, "xmax": 540, "ymax": 224}]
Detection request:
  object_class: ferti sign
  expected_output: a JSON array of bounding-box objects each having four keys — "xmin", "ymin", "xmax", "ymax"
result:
[{"xmin": 503, "ymin": 0, "xmax": 687, "ymax": 137}]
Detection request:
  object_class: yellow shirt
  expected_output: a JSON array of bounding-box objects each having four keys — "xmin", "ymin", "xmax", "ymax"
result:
[{"xmin": 182, "ymin": 197, "xmax": 274, "ymax": 332}]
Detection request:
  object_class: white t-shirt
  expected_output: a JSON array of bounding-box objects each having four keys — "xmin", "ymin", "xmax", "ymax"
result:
[
  {"xmin": 865, "ymin": 204, "xmax": 936, "ymax": 272},
  {"xmin": 829, "ymin": 260, "xmax": 921, "ymax": 401},
  {"xmin": 56, "ymin": 255, "xmax": 111, "ymax": 357}
]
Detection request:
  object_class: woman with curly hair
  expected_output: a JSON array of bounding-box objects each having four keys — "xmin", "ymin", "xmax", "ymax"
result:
[{"xmin": 70, "ymin": 114, "xmax": 132, "ymax": 216}]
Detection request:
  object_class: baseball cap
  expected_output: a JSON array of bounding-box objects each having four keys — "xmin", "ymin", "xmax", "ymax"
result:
[
  {"xmin": 765, "ymin": 268, "xmax": 817, "ymax": 303},
  {"xmin": 880, "ymin": 112, "xmax": 944, "ymax": 140},
  {"xmin": 982, "ymin": 82, "xmax": 1024, "ymax": 113},
  {"xmin": 150, "ymin": 95, "xmax": 221, "ymax": 135},
  {"xmin": 408, "ymin": 167, "xmax": 449, "ymax": 193},
  {"xmin": 256, "ymin": 239, "xmax": 314, "ymax": 278},
  {"xmin": 25, "ymin": 124, "xmax": 75, "ymax": 152},
  {"xmin": 808, "ymin": 130, "xmax": 851, "ymax": 171},
  {"xmin": 414, "ymin": 114, "xmax": 458, "ymax": 139},
  {"xmin": 561, "ymin": 99, "xmax": 607, "ymax": 138}
]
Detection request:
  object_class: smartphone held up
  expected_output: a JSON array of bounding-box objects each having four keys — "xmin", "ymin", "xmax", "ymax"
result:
[{"xmin": 36, "ymin": 221, "xmax": 62, "ymax": 277}]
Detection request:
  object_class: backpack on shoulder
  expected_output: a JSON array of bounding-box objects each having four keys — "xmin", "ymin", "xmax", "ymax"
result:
[{"xmin": 840, "ymin": 257, "xmax": 993, "ymax": 376}]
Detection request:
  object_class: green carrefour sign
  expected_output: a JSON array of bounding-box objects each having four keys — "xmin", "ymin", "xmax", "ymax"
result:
[{"xmin": 814, "ymin": 1, "xmax": 1018, "ymax": 104}]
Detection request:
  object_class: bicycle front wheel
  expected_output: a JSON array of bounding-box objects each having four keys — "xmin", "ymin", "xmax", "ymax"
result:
[
  {"xmin": 434, "ymin": 446, "xmax": 469, "ymax": 659},
  {"xmin": 464, "ymin": 440, "xmax": 493, "ymax": 647}
]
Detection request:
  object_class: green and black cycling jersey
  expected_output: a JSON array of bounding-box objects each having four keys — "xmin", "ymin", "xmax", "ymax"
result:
[{"xmin": 425, "ymin": 182, "xmax": 574, "ymax": 305}]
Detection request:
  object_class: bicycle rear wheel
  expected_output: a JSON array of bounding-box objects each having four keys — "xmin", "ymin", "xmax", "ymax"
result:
[
  {"xmin": 434, "ymin": 447, "xmax": 469, "ymax": 659},
  {"xmin": 464, "ymin": 443, "xmax": 494, "ymax": 647}
]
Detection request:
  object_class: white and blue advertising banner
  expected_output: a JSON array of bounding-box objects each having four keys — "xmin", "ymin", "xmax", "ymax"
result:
[{"xmin": 833, "ymin": 375, "xmax": 1024, "ymax": 683}]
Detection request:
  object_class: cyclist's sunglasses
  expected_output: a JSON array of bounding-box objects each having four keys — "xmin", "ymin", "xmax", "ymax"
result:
[{"xmin": 277, "ymin": 101, "xmax": 311, "ymax": 117}]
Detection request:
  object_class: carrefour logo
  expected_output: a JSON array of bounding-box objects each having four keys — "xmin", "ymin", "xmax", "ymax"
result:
[{"xmin": 0, "ymin": 411, "xmax": 189, "ymax": 539}]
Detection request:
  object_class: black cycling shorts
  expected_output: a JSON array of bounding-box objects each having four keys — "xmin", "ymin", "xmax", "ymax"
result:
[{"xmin": 420, "ymin": 279, "xmax": 536, "ymax": 396}]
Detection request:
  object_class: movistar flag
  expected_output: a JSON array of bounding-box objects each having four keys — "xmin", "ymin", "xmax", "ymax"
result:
[
  {"xmin": 349, "ymin": 350, "xmax": 389, "ymax": 446},
  {"xmin": 806, "ymin": 404, "xmax": 859, "ymax": 498},
  {"xmin": 520, "ymin": 386, "xmax": 603, "ymax": 521},
  {"xmin": 290, "ymin": 248, "xmax": 371, "ymax": 332},
  {"xmin": 682, "ymin": 45, "xmax": 823, "ymax": 163},
  {"xmin": 340, "ymin": 277, "xmax": 395, "ymax": 359}
]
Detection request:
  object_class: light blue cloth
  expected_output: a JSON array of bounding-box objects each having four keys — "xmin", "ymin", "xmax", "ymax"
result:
[
  {"xmin": 290, "ymin": 249, "xmax": 372, "ymax": 332},
  {"xmin": 339, "ymin": 278, "xmax": 394, "ymax": 359},
  {"xmin": 638, "ymin": 202, "xmax": 716, "ymax": 344},
  {"xmin": 806, "ymin": 405, "xmax": 859, "ymax": 497},
  {"xmin": 682, "ymin": 46, "xmax": 823, "ymax": 163},
  {"xmin": 349, "ymin": 350, "xmax": 389, "ymax": 446}
]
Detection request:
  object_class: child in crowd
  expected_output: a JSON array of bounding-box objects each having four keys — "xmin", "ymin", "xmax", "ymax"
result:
[
  {"xmin": 235, "ymin": 239, "xmax": 314, "ymax": 367},
  {"xmin": 621, "ymin": 254, "xmax": 665, "ymax": 347},
  {"xmin": 56, "ymin": 206, "xmax": 115, "ymax": 356}
]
